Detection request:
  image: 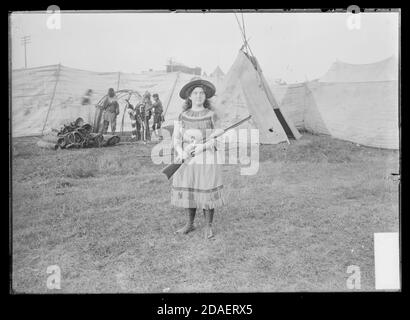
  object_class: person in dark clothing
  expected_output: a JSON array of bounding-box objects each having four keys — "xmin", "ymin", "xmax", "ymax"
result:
[
  {"xmin": 126, "ymin": 95, "xmax": 142, "ymax": 140},
  {"xmin": 137, "ymin": 91, "xmax": 152, "ymax": 143},
  {"xmin": 151, "ymin": 93, "xmax": 164, "ymax": 140},
  {"xmin": 100, "ymin": 88, "xmax": 120, "ymax": 134}
]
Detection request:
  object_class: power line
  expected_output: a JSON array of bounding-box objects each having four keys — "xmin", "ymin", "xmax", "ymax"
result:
[{"xmin": 20, "ymin": 35, "xmax": 31, "ymax": 69}]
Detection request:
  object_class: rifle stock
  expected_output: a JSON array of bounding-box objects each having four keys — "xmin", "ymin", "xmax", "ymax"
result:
[{"xmin": 162, "ymin": 162, "xmax": 183, "ymax": 180}]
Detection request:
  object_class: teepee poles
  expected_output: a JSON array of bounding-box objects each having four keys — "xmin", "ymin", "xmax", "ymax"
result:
[
  {"xmin": 241, "ymin": 12, "xmax": 247, "ymax": 48},
  {"xmin": 232, "ymin": 12, "xmax": 301, "ymax": 140},
  {"xmin": 234, "ymin": 11, "xmax": 249, "ymax": 55},
  {"xmin": 234, "ymin": 11, "xmax": 257, "ymax": 63}
]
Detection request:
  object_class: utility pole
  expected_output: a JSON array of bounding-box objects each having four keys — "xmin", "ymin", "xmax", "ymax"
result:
[{"xmin": 21, "ymin": 35, "xmax": 31, "ymax": 69}]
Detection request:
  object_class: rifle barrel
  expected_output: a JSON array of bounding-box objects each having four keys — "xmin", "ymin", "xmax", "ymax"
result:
[{"xmin": 161, "ymin": 115, "xmax": 252, "ymax": 179}]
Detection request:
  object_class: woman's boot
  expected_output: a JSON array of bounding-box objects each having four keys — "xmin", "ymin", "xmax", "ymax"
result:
[
  {"xmin": 204, "ymin": 209, "xmax": 215, "ymax": 239},
  {"xmin": 175, "ymin": 208, "xmax": 196, "ymax": 234}
]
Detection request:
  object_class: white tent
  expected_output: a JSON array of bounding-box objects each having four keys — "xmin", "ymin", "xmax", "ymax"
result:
[
  {"xmin": 271, "ymin": 56, "xmax": 399, "ymax": 149},
  {"xmin": 11, "ymin": 65, "xmax": 220, "ymax": 137}
]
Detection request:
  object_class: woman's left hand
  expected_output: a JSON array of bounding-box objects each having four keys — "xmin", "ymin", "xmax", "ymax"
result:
[
  {"xmin": 190, "ymin": 144, "xmax": 205, "ymax": 156},
  {"xmin": 210, "ymin": 128, "xmax": 224, "ymax": 138}
]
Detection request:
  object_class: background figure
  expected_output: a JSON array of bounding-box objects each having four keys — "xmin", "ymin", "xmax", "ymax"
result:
[
  {"xmin": 80, "ymin": 89, "xmax": 94, "ymax": 124},
  {"xmin": 100, "ymin": 88, "xmax": 119, "ymax": 134},
  {"xmin": 152, "ymin": 93, "xmax": 164, "ymax": 140},
  {"xmin": 81, "ymin": 89, "xmax": 93, "ymax": 105},
  {"xmin": 126, "ymin": 95, "xmax": 141, "ymax": 140},
  {"xmin": 139, "ymin": 91, "xmax": 152, "ymax": 143},
  {"xmin": 135, "ymin": 102, "xmax": 144, "ymax": 141}
]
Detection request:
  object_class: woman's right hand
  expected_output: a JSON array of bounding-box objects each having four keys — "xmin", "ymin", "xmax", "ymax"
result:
[
  {"xmin": 184, "ymin": 143, "xmax": 195, "ymax": 155},
  {"xmin": 175, "ymin": 149, "xmax": 190, "ymax": 163}
]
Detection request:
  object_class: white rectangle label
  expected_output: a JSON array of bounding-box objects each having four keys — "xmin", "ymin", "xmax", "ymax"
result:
[{"xmin": 374, "ymin": 232, "xmax": 400, "ymax": 290}]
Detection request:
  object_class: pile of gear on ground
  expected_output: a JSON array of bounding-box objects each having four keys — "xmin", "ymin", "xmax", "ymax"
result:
[{"xmin": 37, "ymin": 117, "xmax": 120, "ymax": 150}]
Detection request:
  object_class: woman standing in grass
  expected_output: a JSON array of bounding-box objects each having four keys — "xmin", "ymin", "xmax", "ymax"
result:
[{"xmin": 172, "ymin": 78, "xmax": 225, "ymax": 239}]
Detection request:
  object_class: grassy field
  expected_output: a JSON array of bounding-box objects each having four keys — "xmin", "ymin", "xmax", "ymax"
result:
[{"xmin": 11, "ymin": 133, "xmax": 399, "ymax": 293}]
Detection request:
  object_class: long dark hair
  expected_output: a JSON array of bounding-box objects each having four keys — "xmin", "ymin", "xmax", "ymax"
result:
[
  {"xmin": 182, "ymin": 85, "xmax": 214, "ymax": 111},
  {"xmin": 182, "ymin": 98, "xmax": 213, "ymax": 111}
]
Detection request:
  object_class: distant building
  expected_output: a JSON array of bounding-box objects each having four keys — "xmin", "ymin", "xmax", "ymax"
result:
[
  {"xmin": 166, "ymin": 63, "xmax": 201, "ymax": 75},
  {"xmin": 274, "ymin": 78, "xmax": 287, "ymax": 85},
  {"xmin": 142, "ymin": 69, "xmax": 166, "ymax": 74}
]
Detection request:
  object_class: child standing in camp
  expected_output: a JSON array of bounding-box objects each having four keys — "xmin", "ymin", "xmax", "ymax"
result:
[{"xmin": 171, "ymin": 79, "xmax": 225, "ymax": 239}]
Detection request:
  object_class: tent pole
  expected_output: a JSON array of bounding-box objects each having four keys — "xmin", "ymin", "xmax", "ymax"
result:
[
  {"xmin": 235, "ymin": 13, "xmax": 256, "ymax": 61},
  {"xmin": 251, "ymin": 56, "xmax": 301, "ymax": 140},
  {"xmin": 233, "ymin": 14, "xmax": 301, "ymax": 140},
  {"xmin": 163, "ymin": 71, "xmax": 180, "ymax": 119},
  {"xmin": 241, "ymin": 12, "xmax": 247, "ymax": 48},
  {"xmin": 234, "ymin": 11, "xmax": 248, "ymax": 53},
  {"xmin": 116, "ymin": 71, "xmax": 121, "ymax": 91},
  {"xmin": 41, "ymin": 63, "xmax": 61, "ymax": 135}
]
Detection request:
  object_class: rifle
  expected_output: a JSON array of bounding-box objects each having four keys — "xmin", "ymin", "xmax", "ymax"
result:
[{"xmin": 161, "ymin": 115, "xmax": 252, "ymax": 179}]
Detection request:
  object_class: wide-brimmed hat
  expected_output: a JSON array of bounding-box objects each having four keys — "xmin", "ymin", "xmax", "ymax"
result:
[{"xmin": 179, "ymin": 78, "xmax": 216, "ymax": 99}]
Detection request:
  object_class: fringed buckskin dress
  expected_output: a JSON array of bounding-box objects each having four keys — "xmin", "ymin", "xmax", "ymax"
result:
[{"xmin": 171, "ymin": 108, "xmax": 225, "ymax": 209}]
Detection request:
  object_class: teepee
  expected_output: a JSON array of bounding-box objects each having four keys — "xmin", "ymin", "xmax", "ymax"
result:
[
  {"xmin": 210, "ymin": 66, "xmax": 225, "ymax": 78},
  {"xmin": 212, "ymin": 12, "xmax": 301, "ymax": 145},
  {"xmin": 215, "ymin": 49, "xmax": 301, "ymax": 145}
]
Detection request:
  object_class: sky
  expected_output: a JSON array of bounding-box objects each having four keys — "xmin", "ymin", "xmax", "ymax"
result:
[{"xmin": 10, "ymin": 10, "xmax": 399, "ymax": 83}]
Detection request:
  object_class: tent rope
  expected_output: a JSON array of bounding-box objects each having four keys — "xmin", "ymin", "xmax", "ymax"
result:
[
  {"xmin": 163, "ymin": 71, "xmax": 180, "ymax": 119},
  {"xmin": 41, "ymin": 63, "xmax": 61, "ymax": 135}
]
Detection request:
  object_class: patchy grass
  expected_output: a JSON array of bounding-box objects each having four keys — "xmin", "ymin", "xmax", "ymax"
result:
[
  {"xmin": 65, "ymin": 155, "xmax": 98, "ymax": 178},
  {"xmin": 11, "ymin": 133, "xmax": 399, "ymax": 293}
]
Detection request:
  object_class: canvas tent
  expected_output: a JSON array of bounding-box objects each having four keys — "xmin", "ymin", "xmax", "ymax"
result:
[
  {"xmin": 210, "ymin": 66, "xmax": 225, "ymax": 78},
  {"xmin": 11, "ymin": 65, "xmax": 220, "ymax": 137},
  {"xmin": 11, "ymin": 11, "xmax": 300, "ymax": 144},
  {"xmin": 214, "ymin": 50, "xmax": 301, "ymax": 145},
  {"xmin": 320, "ymin": 56, "xmax": 398, "ymax": 83},
  {"xmin": 271, "ymin": 56, "xmax": 399, "ymax": 149}
]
